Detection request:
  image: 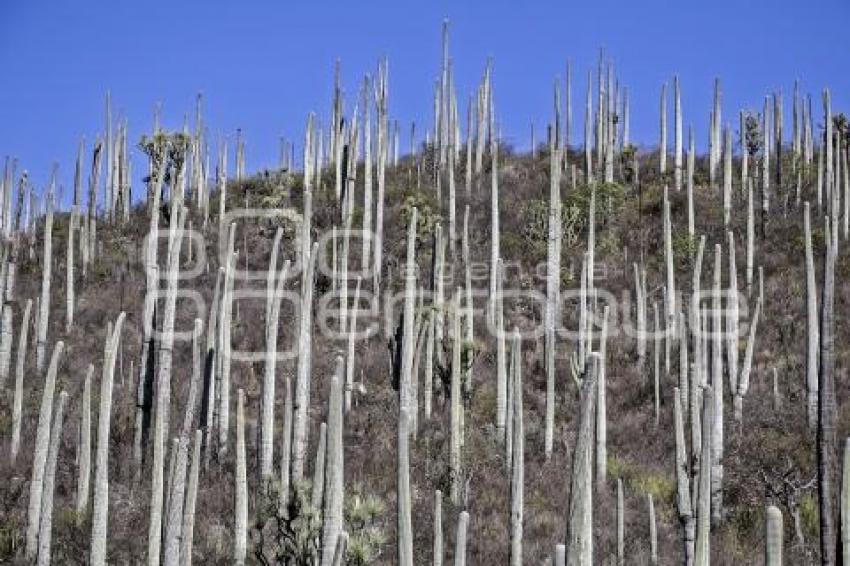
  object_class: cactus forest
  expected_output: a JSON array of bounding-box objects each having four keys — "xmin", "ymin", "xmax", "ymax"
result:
[{"xmin": 3, "ymin": 17, "xmax": 850, "ymax": 566}]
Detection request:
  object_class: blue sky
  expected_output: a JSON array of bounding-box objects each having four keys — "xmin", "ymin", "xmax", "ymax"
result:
[{"xmin": 1, "ymin": 0, "xmax": 848, "ymax": 195}]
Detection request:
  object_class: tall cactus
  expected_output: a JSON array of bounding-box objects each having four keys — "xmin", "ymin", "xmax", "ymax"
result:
[
  {"xmin": 179, "ymin": 429, "xmax": 202, "ymax": 566},
  {"xmin": 433, "ymin": 490, "xmax": 443, "ymax": 566},
  {"xmin": 566, "ymin": 353, "xmax": 599, "ymax": 566},
  {"xmin": 765, "ymin": 505, "xmax": 783, "ymax": 565},
  {"xmin": 76, "ymin": 364, "xmax": 94, "ymax": 517},
  {"xmin": 35, "ymin": 193, "xmax": 54, "ymax": 373},
  {"xmin": 694, "ymin": 386, "xmax": 713, "ymax": 566},
  {"xmin": 261, "ymin": 229, "xmax": 289, "ymax": 480},
  {"xmin": 450, "ymin": 289, "xmax": 463, "ymax": 504},
  {"xmin": 819, "ymin": 217, "xmax": 838, "ymax": 566},
  {"xmin": 454, "ymin": 510, "xmax": 469, "ymax": 566},
  {"xmin": 292, "ymin": 242, "xmax": 318, "ymax": 482},
  {"xmin": 674, "ymin": 76, "xmax": 682, "ymax": 191},
  {"xmin": 842, "ymin": 438, "xmax": 850, "ymax": 563},
  {"xmin": 90, "ymin": 313, "xmax": 125, "ymax": 566},
  {"xmin": 674, "ymin": 387, "xmax": 695, "ymax": 565},
  {"xmin": 509, "ymin": 329, "xmax": 524, "ymax": 566},
  {"xmin": 710, "ymin": 244, "xmax": 724, "ymax": 526},
  {"xmin": 659, "ymin": 82, "xmax": 667, "ymax": 174},
  {"xmin": 234, "ymin": 389, "xmax": 247, "ymax": 565},
  {"xmin": 164, "ymin": 318, "xmax": 203, "ymax": 566},
  {"xmin": 596, "ymin": 306, "xmax": 609, "ymax": 488},
  {"xmin": 648, "ymin": 493, "xmax": 658, "ymax": 566},
  {"xmin": 311, "ymin": 422, "xmax": 328, "ymax": 512},
  {"xmin": 804, "ymin": 202, "xmax": 819, "ymax": 430},
  {"xmin": 148, "ymin": 204, "xmax": 186, "ymax": 566},
  {"xmin": 36, "ymin": 390, "xmax": 68, "ymax": 566},
  {"xmin": 321, "ymin": 356, "xmax": 345, "ymax": 566},
  {"xmin": 26, "ymin": 341, "xmax": 64, "ymax": 561},
  {"xmin": 545, "ymin": 138, "xmax": 562, "ymax": 458},
  {"xmin": 616, "ymin": 479, "xmax": 625, "ymax": 565},
  {"xmin": 9, "ymin": 297, "xmax": 32, "ymax": 464},
  {"xmin": 397, "ymin": 408, "xmax": 414, "ymax": 566}
]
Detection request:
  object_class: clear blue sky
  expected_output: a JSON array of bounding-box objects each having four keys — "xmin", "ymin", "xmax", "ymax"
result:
[{"xmin": 1, "ymin": 0, "xmax": 848, "ymax": 195}]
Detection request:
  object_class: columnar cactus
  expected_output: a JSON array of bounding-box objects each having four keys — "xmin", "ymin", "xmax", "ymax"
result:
[
  {"xmin": 76, "ymin": 364, "xmax": 94, "ymax": 518},
  {"xmin": 66, "ymin": 200, "xmax": 74, "ymax": 332},
  {"xmin": 372, "ymin": 60, "xmax": 388, "ymax": 291},
  {"xmin": 674, "ymin": 76, "xmax": 682, "ymax": 192},
  {"xmin": 843, "ymin": 438, "xmax": 850, "ymax": 564},
  {"xmin": 35, "ymin": 193, "xmax": 53, "ymax": 373},
  {"xmin": 279, "ymin": 374, "xmax": 294, "ymax": 510},
  {"xmin": 687, "ymin": 127, "xmax": 695, "ymax": 239},
  {"xmin": 710, "ymin": 244, "xmax": 724, "ymax": 526},
  {"xmin": 36, "ymin": 390, "xmax": 68, "ymax": 566},
  {"xmin": 261, "ymin": 229, "xmax": 289, "ymax": 480},
  {"xmin": 148, "ymin": 205, "xmax": 186, "ymax": 566},
  {"xmin": 90, "ymin": 313, "xmax": 125, "ymax": 566},
  {"xmin": 596, "ymin": 307, "xmax": 609, "ymax": 488},
  {"xmin": 674, "ymin": 387, "xmax": 695, "ymax": 565},
  {"xmin": 584, "ymin": 71, "xmax": 593, "ymax": 182},
  {"xmin": 321, "ymin": 357, "xmax": 345, "ymax": 566},
  {"xmin": 26, "ymin": 341, "xmax": 64, "ymax": 561},
  {"xmin": 218, "ymin": 224, "xmax": 236, "ymax": 458},
  {"xmin": 397, "ymin": 408, "xmax": 414, "ymax": 566},
  {"xmin": 488, "ymin": 136, "xmax": 500, "ymax": 322},
  {"xmin": 509, "ymin": 329, "xmax": 523, "ymax": 566},
  {"xmin": 311, "ymin": 423, "xmax": 328, "ymax": 512},
  {"xmin": 164, "ymin": 319, "xmax": 203, "ymax": 566},
  {"xmin": 331, "ymin": 531, "xmax": 349, "ymax": 566},
  {"xmin": 659, "ymin": 82, "xmax": 667, "ymax": 174},
  {"xmin": 179, "ymin": 429, "xmax": 202, "ymax": 566},
  {"xmin": 495, "ymin": 260, "xmax": 507, "ymax": 437},
  {"xmin": 804, "ymin": 202, "xmax": 819, "ymax": 430},
  {"xmin": 694, "ymin": 386, "xmax": 713, "ymax": 566},
  {"xmin": 723, "ymin": 126, "xmax": 732, "ymax": 227},
  {"xmin": 545, "ymin": 139, "xmax": 562, "ymax": 456},
  {"xmin": 567, "ymin": 353, "xmax": 599, "ymax": 566},
  {"xmin": 819, "ymin": 216, "xmax": 838, "ymax": 566},
  {"xmin": 292, "ymin": 242, "xmax": 319, "ymax": 482},
  {"xmin": 450, "ymin": 290, "xmax": 463, "ymax": 504},
  {"xmin": 454, "ymin": 510, "xmax": 469, "ymax": 566},
  {"xmin": 345, "ymin": 278, "xmax": 362, "ymax": 413},
  {"xmin": 234, "ymin": 389, "xmax": 247, "ymax": 565},
  {"xmin": 9, "ymin": 297, "xmax": 32, "ymax": 464},
  {"xmin": 433, "ymin": 490, "xmax": 443, "ymax": 566},
  {"xmin": 616, "ymin": 479, "xmax": 624, "ymax": 565},
  {"xmin": 765, "ymin": 505, "xmax": 783, "ymax": 565},
  {"xmin": 642, "ymin": 494, "xmax": 657, "ymax": 566}
]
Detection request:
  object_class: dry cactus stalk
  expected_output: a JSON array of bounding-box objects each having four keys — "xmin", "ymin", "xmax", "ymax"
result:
[
  {"xmin": 433, "ymin": 490, "xmax": 443, "ymax": 566},
  {"xmin": 765, "ymin": 505, "xmax": 783, "ymax": 565},
  {"xmin": 76, "ymin": 364, "xmax": 94, "ymax": 517},
  {"xmin": 454, "ymin": 510, "xmax": 469, "ymax": 566},
  {"xmin": 510, "ymin": 329, "xmax": 524, "ymax": 566},
  {"xmin": 9, "ymin": 297, "xmax": 32, "ymax": 464},
  {"xmin": 234, "ymin": 389, "xmax": 247, "ymax": 565}
]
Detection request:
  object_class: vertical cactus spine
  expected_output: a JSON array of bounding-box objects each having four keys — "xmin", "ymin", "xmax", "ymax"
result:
[
  {"xmin": 674, "ymin": 388, "xmax": 695, "ymax": 564},
  {"xmin": 397, "ymin": 408, "xmax": 414, "ymax": 566}
]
